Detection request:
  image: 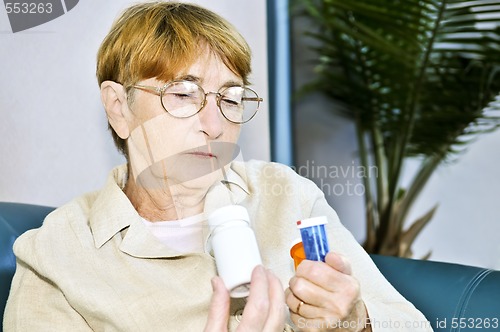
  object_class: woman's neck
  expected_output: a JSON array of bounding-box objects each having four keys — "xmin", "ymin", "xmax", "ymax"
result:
[{"xmin": 123, "ymin": 178, "xmax": 206, "ymax": 221}]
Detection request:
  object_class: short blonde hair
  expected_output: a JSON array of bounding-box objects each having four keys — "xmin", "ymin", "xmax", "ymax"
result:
[{"xmin": 96, "ymin": 1, "xmax": 252, "ymax": 157}]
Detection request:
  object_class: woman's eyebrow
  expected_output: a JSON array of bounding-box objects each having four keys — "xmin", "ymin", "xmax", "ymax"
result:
[
  {"xmin": 175, "ymin": 75, "xmax": 244, "ymax": 87},
  {"xmin": 176, "ymin": 74, "xmax": 200, "ymax": 82},
  {"xmin": 221, "ymin": 80, "xmax": 244, "ymax": 88}
]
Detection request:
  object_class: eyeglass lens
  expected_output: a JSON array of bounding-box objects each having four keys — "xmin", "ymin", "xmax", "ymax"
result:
[{"xmin": 160, "ymin": 81, "xmax": 260, "ymax": 123}]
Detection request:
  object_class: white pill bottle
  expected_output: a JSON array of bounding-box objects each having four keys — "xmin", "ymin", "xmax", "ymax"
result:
[{"xmin": 207, "ymin": 205, "xmax": 262, "ymax": 298}]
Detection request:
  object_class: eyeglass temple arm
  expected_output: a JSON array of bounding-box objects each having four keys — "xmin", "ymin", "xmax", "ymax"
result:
[{"xmin": 131, "ymin": 84, "xmax": 162, "ymax": 94}]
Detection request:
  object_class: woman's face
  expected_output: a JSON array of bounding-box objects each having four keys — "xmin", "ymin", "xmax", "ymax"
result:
[{"xmin": 125, "ymin": 52, "xmax": 243, "ymax": 192}]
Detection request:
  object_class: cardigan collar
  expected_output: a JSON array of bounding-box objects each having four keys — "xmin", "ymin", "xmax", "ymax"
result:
[{"xmin": 89, "ymin": 163, "xmax": 250, "ymax": 258}]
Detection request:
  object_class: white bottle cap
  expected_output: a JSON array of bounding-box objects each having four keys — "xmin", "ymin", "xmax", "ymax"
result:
[
  {"xmin": 296, "ymin": 216, "xmax": 328, "ymax": 229},
  {"xmin": 208, "ymin": 205, "xmax": 250, "ymax": 231}
]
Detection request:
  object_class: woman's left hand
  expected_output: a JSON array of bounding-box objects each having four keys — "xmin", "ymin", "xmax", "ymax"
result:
[{"xmin": 285, "ymin": 252, "xmax": 371, "ymax": 332}]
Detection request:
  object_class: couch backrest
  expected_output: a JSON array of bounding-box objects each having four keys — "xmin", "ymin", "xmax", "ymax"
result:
[{"xmin": 0, "ymin": 202, "xmax": 55, "ymax": 328}]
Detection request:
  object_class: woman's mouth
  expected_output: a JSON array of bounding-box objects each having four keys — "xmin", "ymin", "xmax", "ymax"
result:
[{"xmin": 188, "ymin": 151, "xmax": 216, "ymax": 158}]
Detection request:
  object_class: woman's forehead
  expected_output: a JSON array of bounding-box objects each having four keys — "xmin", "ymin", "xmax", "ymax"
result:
[{"xmin": 172, "ymin": 52, "xmax": 243, "ymax": 86}]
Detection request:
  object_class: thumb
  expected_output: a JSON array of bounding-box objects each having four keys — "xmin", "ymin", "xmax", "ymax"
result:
[{"xmin": 204, "ymin": 276, "xmax": 230, "ymax": 332}]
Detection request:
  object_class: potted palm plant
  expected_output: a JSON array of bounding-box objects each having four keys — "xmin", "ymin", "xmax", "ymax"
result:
[{"xmin": 292, "ymin": 0, "xmax": 500, "ymax": 257}]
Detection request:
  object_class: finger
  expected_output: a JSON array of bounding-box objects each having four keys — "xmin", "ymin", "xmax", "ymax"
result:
[
  {"xmin": 285, "ymin": 287, "xmax": 292, "ymax": 300},
  {"xmin": 290, "ymin": 298, "xmax": 333, "ymax": 320},
  {"xmin": 286, "ymin": 281, "xmax": 331, "ymax": 319},
  {"xmin": 295, "ymin": 260, "xmax": 347, "ymax": 293},
  {"xmin": 238, "ymin": 265, "xmax": 269, "ymax": 332},
  {"xmin": 285, "ymin": 289, "xmax": 306, "ymax": 317},
  {"xmin": 285, "ymin": 287, "xmax": 304, "ymax": 316},
  {"xmin": 204, "ymin": 277, "xmax": 230, "ymax": 332},
  {"xmin": 325, "ymin": 252, "xmax": 352, "ymax": 275},
  {"xmin": 289, "ymin": 274, "xmax": 362, "ymax": 322},
  {"xmin": 262, "ymin": 269, "xmax": 286, "ymax": 332}
]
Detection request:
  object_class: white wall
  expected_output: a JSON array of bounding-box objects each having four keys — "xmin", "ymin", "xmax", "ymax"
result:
[
  {"xmin": 293, "ymin": 17, "xmax": 500, "ymax": 269},
  {"xmin": 0, "ymin": 0, "xmax": 269, "ymax": 207}
]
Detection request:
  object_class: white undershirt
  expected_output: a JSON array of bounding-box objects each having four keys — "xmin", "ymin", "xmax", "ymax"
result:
[{"xmin": 142, "ymin": 213, "xmax": 206, "ymax": 254}]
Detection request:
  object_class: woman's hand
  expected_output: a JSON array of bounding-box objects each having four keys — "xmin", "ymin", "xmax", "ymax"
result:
[
  {"xmin": 204, "ymin": 265, "xmax": 286, "ymax": 332},
  {"xmin": 285, "ymin": 252, "xmax": 371, "ymax": 332}
]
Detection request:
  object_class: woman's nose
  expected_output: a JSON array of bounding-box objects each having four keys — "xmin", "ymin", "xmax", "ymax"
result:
[{"xmin": 199, "ymin": 93, "xmax": 223, "ymax": 139}]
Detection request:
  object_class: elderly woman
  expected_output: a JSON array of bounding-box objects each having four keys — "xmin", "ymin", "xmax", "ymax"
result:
[{"xmin": 4, "ymin": 2, "xmax": 432, "ymax": 332}]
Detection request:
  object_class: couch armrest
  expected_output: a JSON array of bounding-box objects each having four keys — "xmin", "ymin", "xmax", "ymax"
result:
[{"xmin": 371, "ymin": 254, "xmax": 500, "ymax": 331}]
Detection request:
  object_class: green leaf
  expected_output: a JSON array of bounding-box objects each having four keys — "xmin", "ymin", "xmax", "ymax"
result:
[{"xmin": 399, "ymin": 205, "xmax": 438, "ymax": 257}]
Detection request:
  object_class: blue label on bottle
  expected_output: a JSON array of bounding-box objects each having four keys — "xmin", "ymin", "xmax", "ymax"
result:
[{"xmin": 299, "ymin": 224, "xmax": 329, "ymax": 262}]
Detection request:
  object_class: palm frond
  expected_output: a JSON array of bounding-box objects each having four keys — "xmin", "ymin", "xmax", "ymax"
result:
[{"xmin": 293, "ymin": 0, "xmax": 500, "ymax": 256}]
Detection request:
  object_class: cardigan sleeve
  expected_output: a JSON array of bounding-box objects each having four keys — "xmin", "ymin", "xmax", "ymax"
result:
[{"xmin": 307, "ymin": 186, "xmax": 433, "ymax": 332}]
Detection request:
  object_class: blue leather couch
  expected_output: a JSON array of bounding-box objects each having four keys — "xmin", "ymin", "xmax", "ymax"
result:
[{"xmin": 1, "ymin": 201, "xmax": 499, "ymax": 331}]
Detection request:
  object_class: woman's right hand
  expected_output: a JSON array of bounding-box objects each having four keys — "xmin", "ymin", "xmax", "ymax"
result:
[{"xmin": 204, "ymin": 265, "xmax": 286, "ymax": 332}]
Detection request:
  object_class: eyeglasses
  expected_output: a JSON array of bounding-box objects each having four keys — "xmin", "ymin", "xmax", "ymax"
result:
[{"xmin": 130, "ymin": 80, "xmax": 262, "ymax": 124}]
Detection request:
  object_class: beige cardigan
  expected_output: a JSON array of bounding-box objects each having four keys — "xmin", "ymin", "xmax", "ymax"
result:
[{"xmin": 4, "ymin": 161, "xmax": 432, "ymax": 331}]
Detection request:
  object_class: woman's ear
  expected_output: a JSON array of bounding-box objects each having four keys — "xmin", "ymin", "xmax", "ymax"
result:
[{"xmin": 100, "ymin": 81, "xmax": 130, "ymax": 139}]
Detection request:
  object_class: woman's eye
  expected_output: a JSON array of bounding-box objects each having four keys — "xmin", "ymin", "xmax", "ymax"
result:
[
  {"xmin": 221, "ymin": 98, "xmax": 240, "ymax": 106},
  {"xmin": 174, "ymin": 93, "xmax": 192, "ymax": 98}
]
